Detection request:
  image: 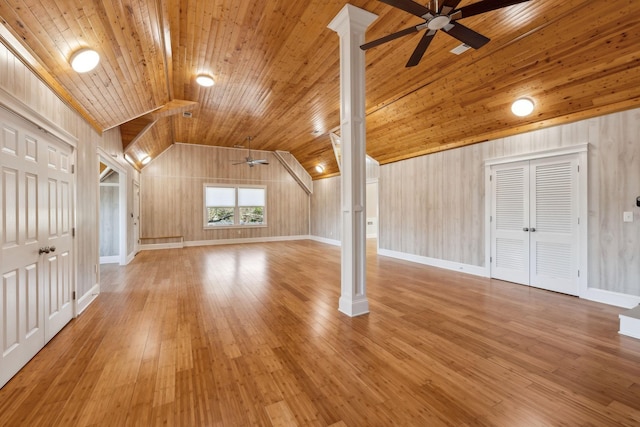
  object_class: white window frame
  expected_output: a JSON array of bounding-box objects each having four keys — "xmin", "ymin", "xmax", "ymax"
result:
[{"xmin": 203, "ymin": 184, "xmax": 267, "ymax": 229}]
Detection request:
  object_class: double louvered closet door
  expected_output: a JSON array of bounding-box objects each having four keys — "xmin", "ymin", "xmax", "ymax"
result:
[{"xmin": 490, "ymin": 154, "xmax": 580, "ymax": 296}]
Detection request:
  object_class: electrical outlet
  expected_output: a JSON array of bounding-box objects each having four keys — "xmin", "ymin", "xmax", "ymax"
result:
[{"xmin": 623, "ymin": 211, "xmax": 633, "ymax": 222}]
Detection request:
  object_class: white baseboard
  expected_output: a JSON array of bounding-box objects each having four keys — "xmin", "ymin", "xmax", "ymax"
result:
[
  {"xmin": 619, "ymin": 306, "xmax": 640, "ymax": 339},
  {"xmin": 76, "ymin": 283, "xmax": 100, "ymax": 316},
  {"xmin": 126, "ymin": 251, "xmax": 137, "ymax": 265},
  {"xmin": 582, "ymin": 287, "xmax": 640, "ymax": 309},
  {"xmin": 308, "ymin": 236, "xmax": 341, "ymax": 246},
  {"xmin": 99, "ymin": 255, "xmax": 119, "ymax": 264},
  {"xmin": 377, "ymin": 248, "xmax": 489, "ymax": 277},
  {"xmin": 185, "ymin": 235, "xmax": 309, "ymax": 247},
  {"xmin": 140, "ymin": 235, "xmax": 310, "ymax": 251},
  {"xmin": 139, "ymin": 241, "xmax": 184, "ymax": 251}
]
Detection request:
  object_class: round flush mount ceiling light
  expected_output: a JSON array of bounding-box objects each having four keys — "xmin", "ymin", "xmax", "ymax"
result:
[
  {"xmin": 315, "ymin": 165, "xmax": 324, "ymax": 173},
  {"xmin": 141, "ymin": 155, "xmax": 151, "ymax": 165},
  {"xmin": 511, "ymin": 98, "xmax": 535, "ymax": 117},
  {"xmin": 70, "ymin": 48, "xmax": 100, "ymax": 73},
  {"xmin": 196, "ymin": 74, "xmax": 215, "ymax": 87}
]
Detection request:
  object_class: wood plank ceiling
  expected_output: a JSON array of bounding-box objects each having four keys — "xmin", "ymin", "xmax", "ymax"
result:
[{"xmin": 0, "ymin": 0, "xmax": 639, "ymax": 178}]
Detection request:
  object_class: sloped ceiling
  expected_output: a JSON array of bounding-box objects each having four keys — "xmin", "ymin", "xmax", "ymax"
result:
[{"xmin": 1, "ymin": 0, "xmax": 639, "ymax": 177}]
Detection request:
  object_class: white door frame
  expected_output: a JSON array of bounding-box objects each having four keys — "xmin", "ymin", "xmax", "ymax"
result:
[
  {"xmin": 97, "ymin": 148, "xmax": 128, "ymax": 266},
  {"xmin": 484, "ymin": 143, "xmax": 589, "ymax": 296}
]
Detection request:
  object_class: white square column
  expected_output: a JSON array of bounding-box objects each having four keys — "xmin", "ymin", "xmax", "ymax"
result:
[{"xmin": 328, "ymin": 5, "xmax": 378, "ymax": 317}]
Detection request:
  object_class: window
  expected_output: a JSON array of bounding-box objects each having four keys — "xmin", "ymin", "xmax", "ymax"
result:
[{"xmin": 204, "ymin": 185, "xmax": 266, "ymax": 227}]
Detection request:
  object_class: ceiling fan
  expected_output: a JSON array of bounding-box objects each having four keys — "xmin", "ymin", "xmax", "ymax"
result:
[
  {"xmin": 232, "ymin": 136, "xmax": 269, "ymax": 167},
  {"xmin": 361, "ymin": 0, "xmax": 531, "ymax": 67}
]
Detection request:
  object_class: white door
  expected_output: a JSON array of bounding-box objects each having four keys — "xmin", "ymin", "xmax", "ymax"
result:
[
  {"xmin": 529, "ymin": 157, "xmax": 578, "ymax": 295},
  {"xmin": 0, "ymin": 108, "xmax": 75, "ymax": 388},
  {"xmin": 490, "ymin": 161, "xmax": 530, "ymax": 284},
  {"xmin": 42, "ymin": 142, "xmax": 74, "ymax": 342},
  {"xmin": 490, "ymin": 155, "xmax": 579, "ymax": 295}
]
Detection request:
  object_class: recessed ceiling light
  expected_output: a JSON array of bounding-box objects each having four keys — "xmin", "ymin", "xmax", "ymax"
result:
[
  {"xmin": 70, "ymin": 48, "xmax": 100, "ymax": 73},
  {"xmin": 315, "ymin": 165, "xmax": 324, "ymax": 173},
  {"xmin": 196, "ymin": 74, "xmax": 215, "ymax": 87},
  {"xmin": 141, "ymin": 155, "xmax": 151, "ymax": 165},
  {"xmin": 511, "ymin": 98, "xmax": 535, "ymax": 117}
]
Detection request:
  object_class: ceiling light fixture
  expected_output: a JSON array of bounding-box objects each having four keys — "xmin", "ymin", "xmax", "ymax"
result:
[
  {"xmin": 196, "ymin": 74, "xmax": 215, "ymax": 87},
  {"xmin": 315, "ymin": 165, "xmax": 324, "ymax": 173},
  {"xmin": 70, "ymin": 48, "xmax": 100, "ymax": 73},
  {"xmin": 124, "ymin": 154, "xmax": 136, "ymax": 165},
  {"xmin": 141, "ymin": 155, "xmax": 151, "ymax": 165},
  {"xmin": 511, "ymin": 98, "xmax": 535, "ymax": 117}
]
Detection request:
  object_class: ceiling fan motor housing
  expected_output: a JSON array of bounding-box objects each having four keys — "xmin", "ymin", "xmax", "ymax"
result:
[{"xmin": 427, "ymin": 15, "xmax": 451, "ymax": 30}]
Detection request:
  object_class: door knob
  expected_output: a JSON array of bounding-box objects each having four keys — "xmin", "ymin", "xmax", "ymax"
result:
[
  {"xmin": 49, "ymin": 246, "xmax": 56, "ymax": 252},
  {"xmin": 530, "ymin": 227, "xmax": 536, "ymax": 232},
  {"xmin": 523, "ymin": 227, "xmax": 529, "ymax": 232},
  {"xmin": 39, "ymin": 246, "xmax": 50, "ymax": 254}
]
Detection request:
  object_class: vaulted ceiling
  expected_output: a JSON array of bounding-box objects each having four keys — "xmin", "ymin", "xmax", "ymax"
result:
[{"xmin": 1, "ymin": 0, "xmax": 639, "ymax": 178}]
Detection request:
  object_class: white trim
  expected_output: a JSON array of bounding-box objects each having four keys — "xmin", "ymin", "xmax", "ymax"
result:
[
  {"xmin": 484, "ymin": 143, "xmax": 589, "ymax": 166},
  {"xmin": 132, "ymin": 181, "xmax": 140, "ymax": 256},
  {"xmin": 308, "ymin": 236, "xmax": 341, "ymax": 246},
  {"xmin": 185, "ymin": 235, "xmax": 308, "ymax": 247},
  {"xmin": 140, "ymin": 242, "xmax": 184, "ymax": 251},
  {"xmin": 339, "ymin": 296, "xmax": 370, "ymax": 317},
  {"xmin": 0, "ymin": 87, "xmax": 78, "ymax": 147},
  {"xmin": 139, "ymin": 235, "xmax": 310, "ymax": 251},
  {"xmin": 378, "ymin": 248, "xmax": 489, "ymax": 277},
  {"xmin": 619, "ymin": 306, "xmax": 640, "ymax": 340},
  {"xmin": 97, "ymin": 148, "xmax": 129, "ymax": 266},
  {"xmin": 203, "ymin": 183, "xmax": 267, "ymax": 229},
  {"xmin": 484, "ymin": 144, "xmax": 589, "ymax": 296},
  {"xmin": 582, "ymin": 288, "xmax": 640, "ymax": 309},
  {"xmin": 99, "ymin": 256, "xmax": 119, "ymax": 264},
  {"xmin": 76, "ymin": 283, "xmax": 100, "ymax": 316}
]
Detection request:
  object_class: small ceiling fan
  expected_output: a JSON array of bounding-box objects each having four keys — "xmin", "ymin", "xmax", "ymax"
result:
[
  {"xmin": 361, "ymin": 0, "xmax": 531, "ymax": 67},
  {"xmin": 233, "ymin": 136, "xmax": 269, "ymax": 167}
]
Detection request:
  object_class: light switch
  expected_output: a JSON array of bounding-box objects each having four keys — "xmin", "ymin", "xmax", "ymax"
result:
[{"xmin": 623, "ymin": 211, "xmax": 633, "ymax": 222}]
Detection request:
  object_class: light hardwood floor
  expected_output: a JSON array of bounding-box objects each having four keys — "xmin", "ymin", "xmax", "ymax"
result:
[{"xmin": 1, "ymin": 240, "xmax": 639, "ymax": 426}]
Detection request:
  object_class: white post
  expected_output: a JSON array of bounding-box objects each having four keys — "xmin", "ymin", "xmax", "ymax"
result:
[{"xmin": 328, "ymin": 4, "xmax": 378, "ymax": 317}]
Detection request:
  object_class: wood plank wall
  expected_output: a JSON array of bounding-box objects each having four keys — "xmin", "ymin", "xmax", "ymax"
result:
[
  {"xmin": 140, "ymin": 144, "xmax": 309, "ymax": 242},
  {"xmin": 310, "ymin": 176, "xmax": 341, "ymax": 241},
  {"xmin": 375, "ymin": 108, "xmax": 640, "ymax": 296},
  {"xmin": 311, "ymin": 160, "xmax": 380, "ymax": 241}
]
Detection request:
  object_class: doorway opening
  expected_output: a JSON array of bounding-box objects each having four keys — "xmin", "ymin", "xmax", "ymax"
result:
[{"xmin": 98, "ymin": 152, "xmax": 127, "ymax": 266}]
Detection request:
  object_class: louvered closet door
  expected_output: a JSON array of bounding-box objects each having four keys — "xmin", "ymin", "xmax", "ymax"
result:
[
  {"xmin": 491, "ymin": 161, "xmax": 530, "ymax": 285},
  {"xmin": 490, "ymin": 155, "xmax": 579, "ymax": 296},
  {"xmin": 529, "ymin": 156, "xmax": 578, "ymax": 295}
]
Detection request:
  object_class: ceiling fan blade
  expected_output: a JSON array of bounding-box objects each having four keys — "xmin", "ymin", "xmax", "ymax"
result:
[
  {"xmin": 379, "ymin": 0, "xmax": 431, "ymax": 18},
  {"xmin": 232, "ymin": 161, "xmax": 246, "ymax": 165},
  {"xmin": 252, "ymin": 160, "xmax": 269, "ymax": 165},
  {"xmin": 361, "ymin": 25, "xmax": 420, "ymax": 50},
  {"xmin": 454, "ymin": 0, "xmax": 530, "ymax": 20},
  {"xmin": 442, "ymin": 22, "xmax": 489, "ymax": 49},
  {"xmin": 439, "ymin": 0, "xmax": 463, "ymax": 15},
  {"xmin": 406, "ymin": 30, "xmax": 436, "ymax": 67}
]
